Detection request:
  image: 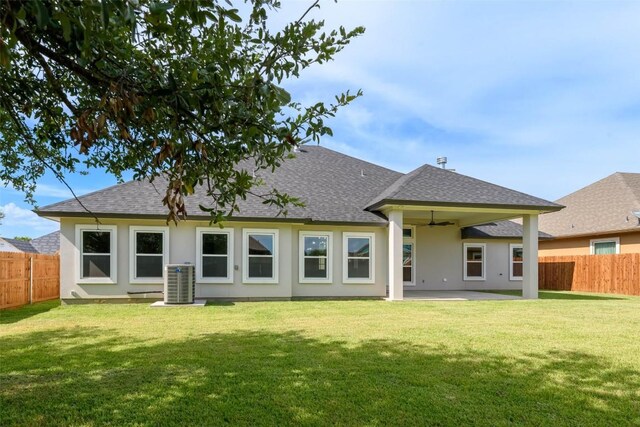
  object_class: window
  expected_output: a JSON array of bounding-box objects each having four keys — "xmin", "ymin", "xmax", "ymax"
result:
[
  {"xmin": 243, "ymin": 229, "xmax": 278, "ymax": 283},
  {"xmin": 590, "ymin": 238, "xmax": 620, "ymax": 255},
  {"xmin": 403, "ymin": 226, "xmax": 415, "ymax": 286},
  {"xmin": 76, "ymin": 225, "xmax": 117, "ymax": 284},
  {"xmin": 129, "ymin": 226, "xmax": 169, "ymax": 283},
  {"xmin": 463, "ymin": 243, "xmax": 486, "ymax": 281},
  {"xmin": 509, "ymin": 244, "xmax": 523, "ymax": 281},
  {"xmin": 196, "ymin": 228, "xmax": 234, "ymax": 283},
  {"xmin": 343, "ymin": 232, "xmax": 375, "ymax": 284},
  {"xmin": 299, "ymin": 231, "xmax": 332, "ymax": 283}
]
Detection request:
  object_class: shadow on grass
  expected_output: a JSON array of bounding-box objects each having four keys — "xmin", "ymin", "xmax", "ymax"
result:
[
  {"xmin": 1, "ymin": 328, "xmax": 638, "ymax": 426},
  {"xmin": 205, "ymin": 300, "xmax": 236, "ymax": 306},
  {"xmin": 0, "ymin": 300, "xmax": 60, "ymax": 324},
  {"xmin": 485, "ymin": 290, "xmax": 627, "ymax": 301}
]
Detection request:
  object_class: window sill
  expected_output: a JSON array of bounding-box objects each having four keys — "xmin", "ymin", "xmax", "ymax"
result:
[
  {"xmin": 463, "ymin": 277, "xmax": 486, "ymax": 281},
  {"xmin": 243, "ymin": 280, "xmax": 278, "ymax": 285},
  {"xmin": 198, "ymin": 280, "xmax": 234, "ymax": 285},
  {"xmin": 299, "ymin": 279, "xmax": 333, "ymax": 284},
  {"xmin": 130, "ymin": 279, "xmax": 163, "ymax": 285},
  {"xmin": 77, "ymin": 280, "xmax": 117, "ymax": 285},
  {"xmin": 343, "ymin": 280, "xmax": 375, "ymax": 285}
]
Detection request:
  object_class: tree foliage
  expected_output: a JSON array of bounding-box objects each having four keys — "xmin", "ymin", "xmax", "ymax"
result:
[{"xmin": 0, "ymin": 0, "xmax": 364, "ymax": 223}]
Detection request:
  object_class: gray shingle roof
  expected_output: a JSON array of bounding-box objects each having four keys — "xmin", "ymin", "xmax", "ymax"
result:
[
  {"xmin": 37, "ymin": 146, "xmax": 560, "ymax": 224},
  {"xmin": 462, "ymin": 220, "xmax": 552, "ymax": 239},
  {"xmin": 538, "ymin": 172, "xmax": 640, "ymax": 237},
  {"xmin": 37, "ymin": 146, "xmax": 402, "ymax": 224},
  {"xmin": 367, "ymin": 164, "xmax": 562, "ymax": 211},
  {"xmin": 1, "ymin": 238, "xmax": 38, "ymax": 253},
  {"xmin": 31, "ymin": 231, "xmax": 60, "ymax": 254}
]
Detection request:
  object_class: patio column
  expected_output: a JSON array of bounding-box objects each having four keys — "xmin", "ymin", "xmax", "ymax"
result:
[
  {"xmin": 388, "ymin": 209, "xmax": 403, "ymax": 301},
  {"xmin": 522, "ymin": 213, "xmax": 539, "ymax": 299}
]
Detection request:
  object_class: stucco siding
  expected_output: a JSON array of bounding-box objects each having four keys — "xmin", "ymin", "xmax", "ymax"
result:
[
  {"xmin": 60, "ymin": 218, "xmax": 387, "ymax": 300},
  {"xmin": 539, "ymin": 231, "xmax": 640, "ymax": 256},
  {"xmin": 0, "ymin": 238, "xmax": 20, "ymax": 252},
  {"xmin": 408, "ymin": 225, "xmax": 522, "ymax": 291},
  {"xmin": 290, "ymin": 225, "xmax": 388, "ymax": 298},
  {"xmin": 60, "ymin": 217, "xmax": 526, "ymax": 300}
]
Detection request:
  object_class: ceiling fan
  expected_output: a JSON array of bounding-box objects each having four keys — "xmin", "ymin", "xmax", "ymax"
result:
[{"xmin": 428, "ymin": 210, "xmax": 455, "ymax": 227}]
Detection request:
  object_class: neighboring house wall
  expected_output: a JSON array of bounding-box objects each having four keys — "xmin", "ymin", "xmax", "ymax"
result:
[
  {"xmin": 0, "ymin": 238, "xmax": 20, "ymax": 252},
  {"xmin": 409, "ymin": 225, "xmax": 521, "ymax": 291},
  {"xmin": 60, "ymin": 218, "xmax": 388, "ymax": 300},
  {"xmin": 539, "ymin": 231, "xmax": 640, "ymax": 256}
]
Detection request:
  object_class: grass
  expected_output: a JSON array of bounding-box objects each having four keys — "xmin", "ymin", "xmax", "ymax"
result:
[{"xmin": 1, "ymin": 292, "xmax": 640, "ymax": 426}]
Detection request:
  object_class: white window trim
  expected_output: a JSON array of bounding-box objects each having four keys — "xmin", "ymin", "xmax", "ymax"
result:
[
  {"xmin": 196, "ymin": 227, "xmax": 234, "ymax": 284},
  {"xmin": 129, "ymin": 226, "xmax": 169, "ymax": 284},
  {"xmin": 75, "ymin": 224, "xmax": 118, "ymax": 284},
  {"xmin": 403, "ymin": 226, "xmax": 416, "ymax": 286},
  {"xmin": 509, "ymin": 243, "xmax": 523, "ymax": 281},
  {"xmin": 243, "ymin": 228, "xmax": 279, "ymax": 284},
  {"xmin": 343, "ymin": 232, "xmax": 375, "ymax": 284},
  {"xmin": 463, "ymin": 243, "xmax": 486, "ymax": 281},
  {"xmin": 590, "ymin": 237, "xmax": 620, "ymax": 255},
  {"xmin": 299, "ymin": 231, "xmax": 333, "ymax": 284}
]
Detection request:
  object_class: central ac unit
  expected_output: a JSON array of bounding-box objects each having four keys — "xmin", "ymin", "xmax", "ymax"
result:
[{"xmin": 164, "ymin": 264, "xmax": 195, "ymax": 304}]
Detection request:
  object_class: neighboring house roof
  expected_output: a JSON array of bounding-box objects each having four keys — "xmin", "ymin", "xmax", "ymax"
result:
[
  {"xmin": 462, "ymin": 220, "xmax": 552, "ymax": 240},
  {"xmin": 366, "ymin": 163, "xmax": 562, "ymax": 211},
  {"xmin": 0, "ymin": 238, "xmax": 38, "ymax": 253},
  {"xmin": 0, "ymin": 231, "xmax": 60, "ymax": 254},
  {"xmin": 538, "ymin": 172, "xmax": 640, "ymax": 238},
  {"xmin": 37, "ymin": 146, "xmax": 559, "ymax": 224},
  {"xmin": 30, "ymin": 231, "xmax": 60, "ymax": 254}
]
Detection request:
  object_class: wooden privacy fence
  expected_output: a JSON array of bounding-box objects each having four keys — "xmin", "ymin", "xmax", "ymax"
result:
[
  {"xmin": 0, "ymin": 252, "xmax": 60, "ymax": 309},
  {"xmin": 539, "ymin": 254, "xmax": 640, "ymax": 296}
]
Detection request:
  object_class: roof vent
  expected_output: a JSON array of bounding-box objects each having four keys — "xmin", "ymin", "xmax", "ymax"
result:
[
  {"xmin": 361, "ymin": 169, "xmax": 366, "ymax": 177},
  {"xmin": 436, "ymin": 156, "xmax": 447, "ymax": 169}
]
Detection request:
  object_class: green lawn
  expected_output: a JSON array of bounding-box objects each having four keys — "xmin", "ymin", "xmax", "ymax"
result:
[{"xmin": 2, "ymin": 292, "xmax": 640, "ymax": 426}]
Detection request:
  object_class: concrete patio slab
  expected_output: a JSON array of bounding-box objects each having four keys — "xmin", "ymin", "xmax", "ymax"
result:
[
  {"xmin": 400, "ymin": 290, "xmax": 521, "ymax": 301},
  {"xmin": 150, "ymin": 299, "xmax": 207, "ymax": 307}
]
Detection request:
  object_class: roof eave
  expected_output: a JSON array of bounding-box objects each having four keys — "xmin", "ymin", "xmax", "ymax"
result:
[
  {"xmin": 366, "ymin": 199, "xmax": 564, "ymax": 213},
  {"xmin": 34, "ymin": 211, "xmax": 388, "ymax": 226}
]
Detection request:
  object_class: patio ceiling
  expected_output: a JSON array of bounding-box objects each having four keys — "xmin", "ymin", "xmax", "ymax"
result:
[{"xmin": 388, "ymin": 205, "xmax": 541, "ymax": 228}]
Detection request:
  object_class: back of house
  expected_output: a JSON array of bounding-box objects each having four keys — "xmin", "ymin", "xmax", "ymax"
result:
[{"xmin": 36, "ymin": 146, "xmax": 560, "ymax": 302}]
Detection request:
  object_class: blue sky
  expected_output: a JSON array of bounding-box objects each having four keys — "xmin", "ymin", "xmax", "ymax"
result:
[{"xmin": 2, "ymin": 0, "xmax": 640, "ymax": 238}]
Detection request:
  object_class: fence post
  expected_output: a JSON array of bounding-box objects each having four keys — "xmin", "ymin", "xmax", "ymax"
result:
[{"xmin": 29, "ymin": 255, "xmax": 33, "ymax": 305}]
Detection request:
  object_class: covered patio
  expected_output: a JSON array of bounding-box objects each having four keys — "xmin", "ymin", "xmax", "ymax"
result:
[{"xmin": 364, "ymin": 163, "xmax": 563, "ymax": 302}]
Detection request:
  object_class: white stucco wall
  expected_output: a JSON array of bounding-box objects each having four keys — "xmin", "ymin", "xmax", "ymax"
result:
[
  {"xmin": 0, "ymin": 238, "xmax": 20, "ymax": 252},
  {"xmin": 59, "ymin": 218, "xmax": 387, "ymax": 300},
  {"xmin": 59, "ymin": 217, "xmax": 522, "ymax": 300},
  {"xmin": 406, "ymin": 225, "xmax": 522, "ymax": 291}
]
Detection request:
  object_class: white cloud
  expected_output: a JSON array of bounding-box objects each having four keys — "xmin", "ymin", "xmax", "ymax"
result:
[
  {"xmin": 3, "ymin": 182, "xmax": 97, "ymax": 200},
  {"xmin": 278, "ymin": 0, "xmax": 640, "ymax": 200},
  {"xmin": 0, "ymin": 203, "xmax": 58, "ymax": 238}
]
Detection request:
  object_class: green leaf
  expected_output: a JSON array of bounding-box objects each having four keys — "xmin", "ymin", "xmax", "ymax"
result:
[
  {"xmin": 101, "ymin": 0, "xmax": 110, "ymax": 29},
  {"xmin": 33, "ymin": 0, "xmax": 50, "ymax": 28},
  {"xmin": 57, "ymin": 14, "xmax": 72, "ymax": 41},
  {"xmin": 223, "ymin": 8, "xmax": 242, "ymax": 23},
  {"xmin": 273, "ymin": 86, "xmax": 291, "ymax": 105},
  {"xmin": 0, "ymin": 40, "xmax": 10, "ymax": 68},
  {"xmin": 15, "ymin": 7, "xmax": 27, "ymax": 23},
  {"xmin": 149, "ymin": 2, "xmax": 173, "ymax": 15}
]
